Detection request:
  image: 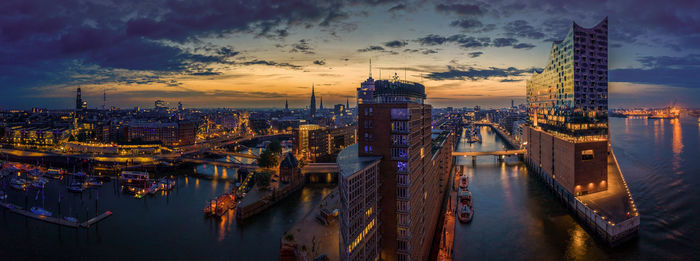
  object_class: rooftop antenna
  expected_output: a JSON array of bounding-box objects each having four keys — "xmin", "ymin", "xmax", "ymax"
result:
[
  {"xmin": 404, "ymin": 68, "xmax": 407, "ymax": 81},
  {"xmin": 369, "ymin": 58, "xmax": 372, "ymax": 78},
  {"xmin": 103, "ymin": 88, "xmax": 106, "ymax": 110}
]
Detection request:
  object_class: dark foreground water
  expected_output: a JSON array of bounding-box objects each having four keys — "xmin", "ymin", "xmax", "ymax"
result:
[
  {"xmin": 454, "ymin": 116, "xmax": 700, "ymax": 260},
  {"xmin": 0, "ymin": 166, "xmax": 334, "ymax": 260}
]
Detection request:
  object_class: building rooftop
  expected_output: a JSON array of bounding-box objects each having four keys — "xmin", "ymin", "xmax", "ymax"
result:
[{"xmin": 336, "ymin": 144, "xmax": 381, "ymax": 178}]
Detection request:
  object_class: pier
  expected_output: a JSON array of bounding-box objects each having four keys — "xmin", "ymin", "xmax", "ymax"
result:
[{"xmin": 0, "ymin": 202, "xmax": 112, "ymax": 229}]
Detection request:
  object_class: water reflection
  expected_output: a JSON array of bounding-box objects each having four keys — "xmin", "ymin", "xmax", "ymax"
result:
[{"xmin": 671, "ymin": 119, "xmax": 683, "ymax": 174}]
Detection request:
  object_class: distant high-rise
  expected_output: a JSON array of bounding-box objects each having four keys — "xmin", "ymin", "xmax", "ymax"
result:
[
  {"xmin": 76, "ymin": 87, "xmax": 83, "ymax": 110},
  {"xmin": 285, "ymin": 99, "xmax": 289, "ymax": 111},
  {"xmin": 310, "ymin": 84, "xmax": 316, "ymax": 117},
  {"xmin": 524, "ymin": 17, "xmax": 609, "ymax": 195},
  {"xmin": 346, "ymin": 97, "xmax": 350, "ymax": 110},
  {"xmin": 320, "ymin": 96, "xmax": 323, "ymax": 111}
]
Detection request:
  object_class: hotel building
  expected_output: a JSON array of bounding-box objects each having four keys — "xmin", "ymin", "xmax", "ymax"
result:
[
  {"xmin": 524, "ymin": 18, "xmax": 610, "ymax": 195},
  {"xmin": 338, "ymin": 72, "xmax": 453, "ymax": 261}
]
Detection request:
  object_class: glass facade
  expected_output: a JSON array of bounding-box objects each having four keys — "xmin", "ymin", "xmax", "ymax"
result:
[{"xmin": 527, "ymin": 18, "xmax": 609, "ymax": 139}]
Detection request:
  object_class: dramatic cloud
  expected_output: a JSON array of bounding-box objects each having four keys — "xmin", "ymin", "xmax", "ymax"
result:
[
  {"xmin": 504, "ymin": 20, "xmax": 545, "ymax": 39},
  {"xmin": 313, "ymin": 59, "xmax": 326, "ymax": 65},
  {"xmin": 290, "ymin": 39, "xmax": 315, "ymax": 54},
  {"xmin": 468, "ymin": 51, "xmax": 483, "ymax": 58},
  {"xmin": 610, "ymin": 54, "xmax": 700, "ymax": 88},
  {"xmin": 241, "ymin": 60, "xmax": 302, "ymax": 69},
  {"xmin": 416, "ymin": 34, "xmax": 490, "ymax": 49},
  {"xmin": 513, "ymin": 43, "xmax": 536, "ymax": 49},
  {"xmin": 384, "ymin": 40, "xmax": 408, "ymax": 48},
  {"xmin": 492, "ymin": 38, "xmax": 518, "ymax": 47},
  {"xmin": 435, "ymin": 3, "xmax": 484, "ymax": 16},
  {"xmin": 426, "ymin": 66, "xmax": 540, "ymax": 81},
  {"xmin": 450, "ymin": 19, "xmax": 484, "ymax": 31},
  {"xmin": 357, "ymin": 45, "xmax": 386, "ymax": 52}
]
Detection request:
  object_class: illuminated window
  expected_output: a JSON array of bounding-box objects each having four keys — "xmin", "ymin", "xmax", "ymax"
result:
[{"xmin": 581, "ymin": 149, "xmax": 594, "ymax": 160}]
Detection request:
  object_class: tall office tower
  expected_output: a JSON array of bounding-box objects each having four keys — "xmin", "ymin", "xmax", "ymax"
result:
[
  {"xmin": 524, "ymin": 17, "xmax": 609, "ymax": 195},
  {"xmin": 285, "ymin": 99, "xmax": 289, "ymax": 111},
  {"xmin": 310, "ymin": 84, "xmax": 316, "ymax": 118},
  {"xmin": 346, "ymin": 97, "xmax": 350, "ymax": 110},
  {"xmin": 76, "ymin": 87, "xmax": 83, "ymax": 110},
  {"xmin": 339, "ymin": 69, "xmax": 450, "ymax": 261}
]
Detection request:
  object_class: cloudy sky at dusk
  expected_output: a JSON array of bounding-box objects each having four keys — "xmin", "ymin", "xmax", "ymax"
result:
[{"xmin": 1, "ymin": 0, "xmax": 698, "ymax": 109}]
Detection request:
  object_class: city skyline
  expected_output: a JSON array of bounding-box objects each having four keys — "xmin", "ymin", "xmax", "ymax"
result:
[{"xmin": 1, "ymin": 1, "xmax": 699, "ymax": 110}]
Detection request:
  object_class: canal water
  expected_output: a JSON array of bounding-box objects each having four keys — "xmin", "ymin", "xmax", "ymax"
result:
[
  {"xmin": 0, "ymin": 164, "xmax": 334, "ymax": 260},
  {"xmin": 454, "ymin": 116, "xmax": 700, "ymax": 260}
]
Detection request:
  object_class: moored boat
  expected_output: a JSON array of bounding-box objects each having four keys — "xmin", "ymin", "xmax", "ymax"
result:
[
  {"xmin": 31, "ymin": 178, "xmax": 49, "ymax": 189},
  {"xmin": 67, "ymin": 182, "xmax": 84, "ymax": 193},
  {"xmin": 64, "ymin": 216, "xmax": 79, "ymax": 223},
  {"xmin": 459, "ymin": 175, "xmax": 469, "ymax": 189},
  {"xmin": 458, "ymin": 204, "xmax": 473, "ymax": 223},
  {"xmin": 30, "ymin": 206, "xmax": 52, "ymax": 217},
  {"xmin": 10, "ymin": 178, "xmax": 28, "ymax": 190}
]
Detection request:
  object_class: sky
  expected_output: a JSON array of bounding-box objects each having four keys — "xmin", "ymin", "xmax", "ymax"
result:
[{"xmin": 0, "ymin": 0, "xmax": 699, "ymax": 110}]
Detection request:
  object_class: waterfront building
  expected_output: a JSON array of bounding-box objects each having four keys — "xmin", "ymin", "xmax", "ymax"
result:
[
  {"xmin": 293, "ymin": 124, "xmax": 356, "ymax": 162},
  {"xmin": 339, "ymin": 71, "xmax": 454, "ymax": 261},
  {"xmin": 126, "ymin": 120, "xmax": 196, "ymax": 146},
  {"xmin": 524, "ymin": 17, "xmax": 609, "ymax": 196},
  {"xmin": 279, "ymin": 152, "xmax": 302, "ymax": 185}
]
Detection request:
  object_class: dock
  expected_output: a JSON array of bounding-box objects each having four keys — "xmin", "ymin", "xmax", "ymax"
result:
[
  {"xmin": 80, "ymin": 211, "xmax": 113, "ymax": 228},
  {"xmin": 0, "ymin": 202, "xmax": 112, "ymax": 229}
]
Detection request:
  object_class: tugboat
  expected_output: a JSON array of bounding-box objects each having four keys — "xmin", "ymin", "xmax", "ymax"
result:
[
  {"xmin": 459, "ymin": 175, "xmax": 469, "ymax": 189},
  {"xmin": 458, "ymin": 204, "xmax": 473, "ymax": 223},
  {"xmin": 458, "ymin": 187, "xmax": 474, "ymax": 223}
]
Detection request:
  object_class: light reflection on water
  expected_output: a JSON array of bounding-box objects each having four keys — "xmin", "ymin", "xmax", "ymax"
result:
[{"xmin": 454, "ymin": 117, "xmax": 700, "ymax": 260}]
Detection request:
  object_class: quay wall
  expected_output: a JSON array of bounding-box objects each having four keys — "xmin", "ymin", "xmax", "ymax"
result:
[
  {"xmin": 524, "ymin": 154, "xmax": 639, "ymax": 246},
  {"xmin": 475, "ymin": 123, "xmax": 518, "ymax": 149},
  {"xmin": 236, "ymin": 181, "xmax": 304, "ymax": 220}
]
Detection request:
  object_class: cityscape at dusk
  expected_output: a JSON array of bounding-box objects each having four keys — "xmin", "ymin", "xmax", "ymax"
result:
[{"xmin": 0, "ymin": 1, "xmax": 699, "ymax": 261}]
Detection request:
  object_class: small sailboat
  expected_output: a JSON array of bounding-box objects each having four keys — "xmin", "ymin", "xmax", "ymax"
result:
[
  {"xmin": 67, "ymin": 182, "xmax": 84, "ymax": 193},
  {"xmin": 30, "ymin": 187, "xmax": 52, "ymax": 217},
  {"xmin": 31, "ymin": 177, "xmax": 49, "ymax": 189},
  {"xmin": 10, "ymin": 178, "xmax": 27, "ymax": 191}
]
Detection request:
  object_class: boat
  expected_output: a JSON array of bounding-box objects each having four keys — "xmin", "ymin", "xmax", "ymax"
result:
[
  {"xmin": 31, "ymin": 186, "xmax": 52, "ymax": 217},
  {"xmin": 458, "ymin": 204, "xmax": 473, "ymax": 223},
  {"xmin": 157, "ymin": 178, "xmax": 175, "ymax": 191},
  {"xmin": 46, "ymin": 168, "xmax": 62, "ymax": 179},
  {"xmin": 459, "ymin": 175, "xmax": 469, "ymax": 189},
  {"xmin": 147, "ymin": 182, "xmax": 160, "ymax": 195},
  {"xmin": 85, "ymin": 177, "xmax": 103, "ymax": 187},
  {"xmin": 64, "ymin": 216, "xmax": 79, "ymax": 223},
  {"xmin": 10, "ymin": 178, "xmax": 28, "ymax": 190},
  {"xmin": 30, "ymin": 206, "xmax": 53, "ymax": 217},
  {"xmin": 0, "ymin": 190, "xmax": 7, "ymax": 200},
  {"xmin": 67, "ymin": 182, "xmax": 84, "ymax": 193},
  {"xmin": 204, "ymin": 193, "xmax": 236, "ymax": 217},
  {"xmin": 27, "ymin": 168, "xmax": 43, "ymax": 177},
  {"xmin": 120, "ymin": 171, "xmax": 149, "ymax": 187},
  {"xmin": 31, "ymin": 178, "xmax": 49, "ymax": 189}
]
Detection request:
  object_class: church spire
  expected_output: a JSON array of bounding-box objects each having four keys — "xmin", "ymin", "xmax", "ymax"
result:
[
  {"xmin": 310, "ymin": 83, "xmax": 316, "ymax": 117},
  {"xmin": 369, "ymin": 58, "xmax": 372, "ymax": 78}
]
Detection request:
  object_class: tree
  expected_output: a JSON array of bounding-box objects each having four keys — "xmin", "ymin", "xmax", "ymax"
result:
[
  {"xmin": 257, "ymin": 149, "xmax": 279, "ymax": 168},
  {"xmin": 254, "ymin": 172, "xmax": 271, "ymax": 188},
  {"xmin": 268, "ymin": 139, "xmax": 282, "ymax": 154}
]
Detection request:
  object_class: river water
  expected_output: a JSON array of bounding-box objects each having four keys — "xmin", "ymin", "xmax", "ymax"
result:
[{"xmin": 453, "ymin": 116, "xmax": 700, "ymax": 260}]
